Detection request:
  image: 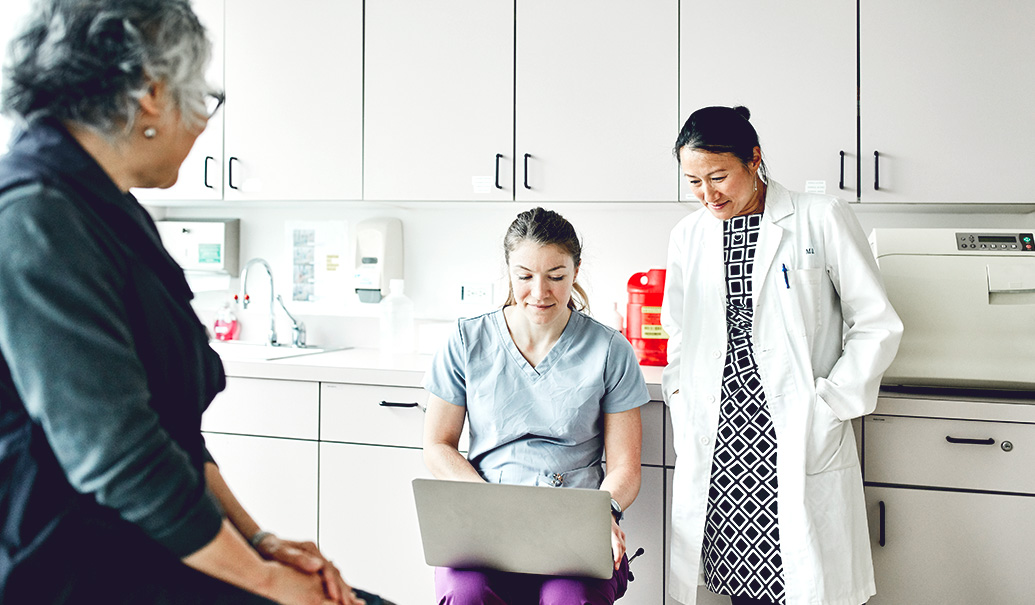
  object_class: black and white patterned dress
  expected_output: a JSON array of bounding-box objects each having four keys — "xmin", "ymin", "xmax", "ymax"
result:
[{"xmin": 702, "ymin": 213, "xmax": 786, "ymax": 603}]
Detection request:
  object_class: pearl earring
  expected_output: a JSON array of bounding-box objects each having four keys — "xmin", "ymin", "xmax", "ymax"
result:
[{"xmin": 144, "ymin": 127, "xmax": 157, "ymax": 139}]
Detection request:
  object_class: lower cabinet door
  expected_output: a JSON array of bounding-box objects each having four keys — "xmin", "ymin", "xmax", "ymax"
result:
[
  {"xmin": 319, "ymin": 443, "xmax": 433, "ymax": 604},
  {"xmin": 203, "ymin": 432, "xmax": 319, "ymax": 542},
  {"xmin": 866, "ymin": 485, "xmax": 1035, "ymax": 604},
  {"xmin": 622, "ymin": 466, "xmax": 665, "ymax": 603}
]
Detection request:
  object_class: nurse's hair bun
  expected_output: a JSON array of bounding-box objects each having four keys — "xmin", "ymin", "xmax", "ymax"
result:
[{"xmin": 733, "ymin": 106, "xmax": 752, "ymax": 121}]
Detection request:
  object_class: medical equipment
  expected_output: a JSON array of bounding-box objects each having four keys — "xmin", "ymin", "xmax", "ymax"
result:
[{"xmin": 870, "ymin": 228, "xmax": 1035, "ymax": 390}]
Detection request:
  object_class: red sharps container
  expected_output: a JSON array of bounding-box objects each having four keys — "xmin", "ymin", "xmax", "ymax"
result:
[{"xmin": 624, "ymin": 269, "xmax": 668, "ymax": 366}]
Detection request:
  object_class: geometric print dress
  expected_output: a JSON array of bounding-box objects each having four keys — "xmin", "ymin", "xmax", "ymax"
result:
[{"xmin": 701, "ymin": 213, "xmax": 787, "ymax": 603}]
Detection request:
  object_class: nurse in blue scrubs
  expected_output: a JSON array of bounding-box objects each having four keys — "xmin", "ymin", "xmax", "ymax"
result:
[{"xmin": 422, "ymin": 207, "xmax": 650, "ymax": 605}]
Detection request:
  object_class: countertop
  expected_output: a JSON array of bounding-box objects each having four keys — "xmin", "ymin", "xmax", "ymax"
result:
[{"xmin": 219, "ymin": 346, "xmax": 666, "ymax": 400}]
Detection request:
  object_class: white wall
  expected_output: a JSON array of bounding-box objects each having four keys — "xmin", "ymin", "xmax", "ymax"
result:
[{"xmin": 158, "ymin": 200, "xmax": 1035, "ymax": 350}]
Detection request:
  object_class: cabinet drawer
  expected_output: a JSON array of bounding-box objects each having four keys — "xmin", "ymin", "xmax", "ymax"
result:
[
  {"xmin": 203, "ymin": 377, "xmax": 319, "ymax": 440},
  {"xmin": 864, "ymin": 415, "xmax": 1035, "ymax": 494},
  {"xmin": 321, "ymin": 383, "xmax": 431, "ymax": 448}
]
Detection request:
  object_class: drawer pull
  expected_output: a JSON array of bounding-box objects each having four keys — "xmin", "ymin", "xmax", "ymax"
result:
[
  {"xmin": 379, "ymin": 400, "xmax": 419, "ymax": 408},
  {"xmin": 945, "ymin": 436, "xmax": 995, "ymax": 446},
  {"xmin": 878, "ymin": 500, "xmax": 886, "ymax": 547}
]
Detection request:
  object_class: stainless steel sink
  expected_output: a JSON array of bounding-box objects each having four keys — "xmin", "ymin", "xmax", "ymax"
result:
[{"xmin": 208, "ymin": 341, "xmax": 342, "ymax": 362}]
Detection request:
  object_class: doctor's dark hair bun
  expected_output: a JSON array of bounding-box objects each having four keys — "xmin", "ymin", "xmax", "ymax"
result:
[
  {"xmin": 673, "ymin": 105, "xmax": 769, "ymax": 182},
  {"xmin": 502, "ymin": 207, "xmax": 589, "ymax": 313},
  {"xmin": 2, "ymin": 0, "xmax": 212, "ymax": 138}
]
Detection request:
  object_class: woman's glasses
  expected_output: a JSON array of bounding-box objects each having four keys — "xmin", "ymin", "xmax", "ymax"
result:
[{"xmin": 204, "ymin": 91, "xmax": 225, "ymax": 118}]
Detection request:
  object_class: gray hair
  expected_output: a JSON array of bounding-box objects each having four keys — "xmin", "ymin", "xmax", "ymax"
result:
[{"xmin": 1, "ymin": 0, "xmax": 213, "ymax": 140}]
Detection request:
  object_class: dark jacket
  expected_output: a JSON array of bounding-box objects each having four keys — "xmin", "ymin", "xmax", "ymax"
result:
[{"xmin": 0, "ymin": 119, "xmax": 225, "ymax": 595}]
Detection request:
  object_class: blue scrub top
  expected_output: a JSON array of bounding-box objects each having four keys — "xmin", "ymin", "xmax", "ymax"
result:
[{"xmin": 423, "ymin": 308, "xmax": 650, "ymax": 489}]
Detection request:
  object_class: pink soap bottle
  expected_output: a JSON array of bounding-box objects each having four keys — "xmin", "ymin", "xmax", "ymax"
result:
[{"xmin": 213, "ymin": 301, "xmax": 240, "ymax": 341}]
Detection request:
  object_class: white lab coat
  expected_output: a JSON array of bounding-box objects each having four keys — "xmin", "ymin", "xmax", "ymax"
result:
[{"xmin": 661, "ymin": 181, "xmax": 903, "ymax": 605}]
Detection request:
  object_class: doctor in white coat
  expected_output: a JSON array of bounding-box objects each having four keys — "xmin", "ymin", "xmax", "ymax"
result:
[{"xmin": 662, "ymin": 106, "xmax": 902, "ymax": 605}]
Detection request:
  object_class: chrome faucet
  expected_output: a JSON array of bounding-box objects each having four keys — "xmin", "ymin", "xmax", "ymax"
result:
[
  {"xmin": 239, "ymin": 258, "xmax": 278, "ymax": 346},
  {"xmin": 277, "ymin": 294, "xmax": 307, "ymax": 347}
]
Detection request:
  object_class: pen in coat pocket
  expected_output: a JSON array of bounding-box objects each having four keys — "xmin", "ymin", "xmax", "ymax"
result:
[{"xmin": 782, "ymin": 264, "xmax": 790, "ymax": 289}]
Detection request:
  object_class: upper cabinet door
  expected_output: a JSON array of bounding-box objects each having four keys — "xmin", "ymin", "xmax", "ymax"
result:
[
  {"xmin": 679, "ymin": 0, "xmax": 856, "ymax": 204},
  {"xmin": 364, "ymin": 1, "xmax": 514, "ymax": 202},
  {"xmin": 135, "ymin": 0, "xmax": 225, "ymax": 202},
  {"xmin": 223, "ymin": 0, "xmax": 362, "ymax": 201},
  {"xmin": 861, "ymin": 0, "xmax": 1035, "ymax": 203},
  {"xmin": 517, "ymin": 0, "xmax": 679, "ymax": 202}
]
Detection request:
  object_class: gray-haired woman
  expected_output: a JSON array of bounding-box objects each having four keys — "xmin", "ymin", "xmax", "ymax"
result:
[{"xmin": 0, "ymin": 1, "xmax": 384, "ymax": 604}]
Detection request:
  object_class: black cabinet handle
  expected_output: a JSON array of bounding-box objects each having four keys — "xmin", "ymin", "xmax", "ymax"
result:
[
  {"xmin": 204, "ymin": 156, "xmax": 215, "ymax": 189},
  {"xmin": 228, "ymin": 156, "xmax": 240, "ymax": 190},
  {"xmin": 523, "ymin": 153, "xmax": 531, "ymax": 190},
  {"xmin": 838, "ymin": 150, "xmax": 845, "ymax": 190},
  {"xmin": 878, "ymin": 500, "xmax": 886, "ymax": 547},
  {"xmin": 945, "ymin": 436, "xmax": 995, "ymax": 446},
  {"xmin": 873, "ymin": 150, "xmax": 880, "ymax": 190},
  {"xmin": 379, "ymin": 400, "xmax": 419, "ymax": 408},
  {"xmin": 495, "ymin": 153, "xmax": 503, "ymax": 189}
]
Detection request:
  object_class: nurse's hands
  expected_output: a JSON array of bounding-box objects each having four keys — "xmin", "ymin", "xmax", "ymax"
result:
[
  {"xmin": 254, "ymin": 534, "xmax": 366, "ymax": 605},
  {"xmin": 610, "ymin": 517, "xmax": 627, "ymax": 570}
]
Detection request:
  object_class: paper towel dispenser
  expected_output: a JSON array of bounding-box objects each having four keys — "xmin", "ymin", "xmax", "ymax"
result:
[
  {"xmin": 155, "ymin": 219, "xmax": 240, "ymax": 275},
  {"xmin": 870, "ymin": 228, "xmax": 1035, "ymax": 390}
]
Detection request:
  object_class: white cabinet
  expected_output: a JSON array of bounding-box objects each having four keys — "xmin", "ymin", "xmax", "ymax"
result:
[
  {"xmin": 319, "ymin": 444, "xmax": 433, "ymax": 605},
  {"xmin": 202, "ymin": 377, "xmax": 320, "ymax": 541},
  {"xmin": 680, "ymin": 0, "xmax": 1035, "ymax": 205},
  {"xmin": 222, "ymin": 0, "xmax": 362, "ymax": 201},
  {"xmin": 319, "ymin": 381, "xmax": 435, "ymax": 604},
  {"xmin": 364, "ymin": 0, "xmax": 678, "ymax": 202},
  {"xmin": 138, "ymin": 0, "xmax": 363, "ymax": 203},
  {"xmin": 678, "ymin": 0, "xmax": 855, "ymax": 203},
  {"xmin": 863, "ymin": 394, "xmax": 1035, "ymax": 603},
  {"xmin": 203, "ymin": 377, "xmax": 319, "ymax": 439},
  {"xmin": 134, "ymin": 0, "xmax": 225, "ymax": 202},
  {"xmin": 515, "ymin": 1, "xmax": 677, "ymax": 202},
  {"xmin": 623, "ymin": 466, "xmax": 665, "ymax": 603},
  {"xmin": 363, "ymin": 1, "xmax": 514, "ymax": 202},
  {"xmin": 865, "ymin": 486, "xmax": 1034, "ymax": 604},
  {"xmin": 204, "ymin": 432, "xmax": 318, "ymax": 541},
  {"xmin": 859, "ymin": 0, "xmax": 1035, "ymax": 203}
]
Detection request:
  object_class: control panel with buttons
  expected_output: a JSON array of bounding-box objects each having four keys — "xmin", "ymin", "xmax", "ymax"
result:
[{"xmin": 955, "ymin": 232, "xmax": 1034, "ymax": 252}]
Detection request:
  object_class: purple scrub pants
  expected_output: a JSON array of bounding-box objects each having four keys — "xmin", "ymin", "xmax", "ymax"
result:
[{"xmin": 435, "ymin": 556, "xmax": 629, "ymax": 605}]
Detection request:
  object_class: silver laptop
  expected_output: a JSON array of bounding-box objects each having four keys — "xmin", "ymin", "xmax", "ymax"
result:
[{"xmin": 411, "ymin": 478, "xmax": 614, "ymax": 580}]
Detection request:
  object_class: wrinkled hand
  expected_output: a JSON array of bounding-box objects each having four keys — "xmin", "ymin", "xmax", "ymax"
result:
[
  {"xmin": 256, "ymin": 535, "xmax": 366, "ymax": 605},
  {"xmin": 610, "ymin": 518, "xmax": 626, "ymax": 570}
]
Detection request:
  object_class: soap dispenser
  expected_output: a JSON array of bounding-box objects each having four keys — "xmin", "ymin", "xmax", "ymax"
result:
[{"xmin": 354, "ymin": 218, "xmax": 403, "ymax": 303}]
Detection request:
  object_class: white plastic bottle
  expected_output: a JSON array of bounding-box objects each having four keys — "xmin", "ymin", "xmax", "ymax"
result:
[
  {"xmin": 607, "ymin": 301, "xmax": 625, "ymax": 334},
  {"xmin": 379, "ymin": 278, "xmax": 415, "ymax": 354}
]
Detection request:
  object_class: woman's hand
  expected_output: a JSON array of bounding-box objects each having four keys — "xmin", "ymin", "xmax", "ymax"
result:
[
  {"xmin": 255, "ymin": 534, "xmax": 365, "ymax": 605},
  {"xmin": 262, "ymin": 561, "xmax": 366, "ymax": 605},
  {"xmin": 610, "ymin": 517, "xmax": 627, "ymax": 570}
]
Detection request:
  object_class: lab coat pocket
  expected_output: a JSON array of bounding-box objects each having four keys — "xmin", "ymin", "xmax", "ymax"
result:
[
  {"xmin": 666, "ymin": 391, "xmax": 687, "ymax": 457},
  {"xmin": 787, "ymin": 268, "xmax": 824, "ymax": 347},
  {"xmin": 805, "ymin": 393, "xmax": 856, "ymax": 475}
]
